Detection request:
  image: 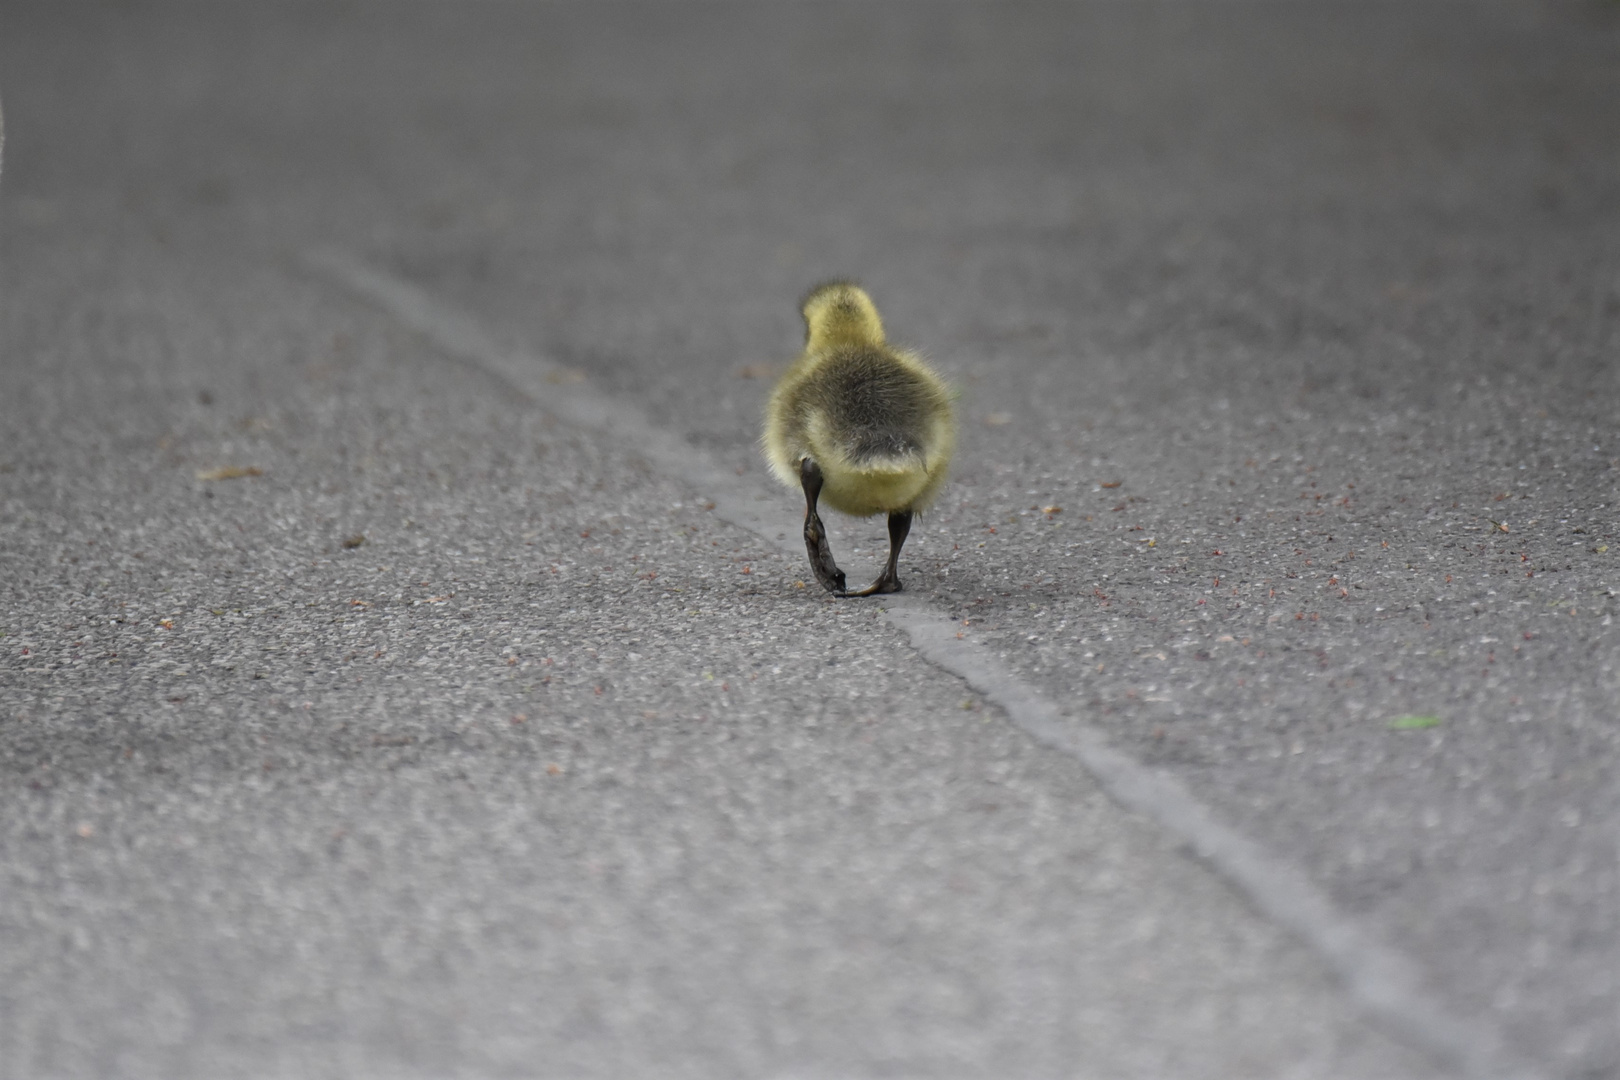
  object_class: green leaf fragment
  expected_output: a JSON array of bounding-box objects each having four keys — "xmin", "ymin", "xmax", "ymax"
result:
[{"xmin": 1388, "ymin": 715, "xmax": 1442, "ymax": 730}]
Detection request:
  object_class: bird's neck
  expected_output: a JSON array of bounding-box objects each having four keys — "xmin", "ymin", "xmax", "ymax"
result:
[{"xmin": 806, "ymin": 319, "xmax": 884, "ymax": 352}]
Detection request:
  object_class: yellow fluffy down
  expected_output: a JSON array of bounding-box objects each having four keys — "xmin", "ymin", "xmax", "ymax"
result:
[{"xmin": 762, "ymin": 283, "xmax": 955, "ymax": 518}]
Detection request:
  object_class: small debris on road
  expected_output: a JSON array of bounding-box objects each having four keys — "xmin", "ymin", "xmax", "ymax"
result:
[
  {"xmin": 194, "ymin": 465, "xmax": 262, "ymax": 481},
  {"xmin": 1387, "ymin": 715, "xmax": 1442, "ymax": 730}
]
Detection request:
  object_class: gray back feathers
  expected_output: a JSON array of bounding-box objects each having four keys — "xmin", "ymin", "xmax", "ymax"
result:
[{"xmin": 795, "ymin": 346, "xmax": 944, "ymax": 465}]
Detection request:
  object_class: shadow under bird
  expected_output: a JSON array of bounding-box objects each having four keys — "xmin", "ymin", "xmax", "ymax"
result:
[{"xmin": 763, "ymin": 282, "xmax": 956, "ymax": 596}]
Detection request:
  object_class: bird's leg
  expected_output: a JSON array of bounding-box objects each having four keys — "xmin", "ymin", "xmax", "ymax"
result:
[
  {"xmin": 799, "ymin": 457, "xmax": 847, "ymax": 595},
  {"xmin": 847, "ymin": 510, "xmax": 912, "ymax": 597}
]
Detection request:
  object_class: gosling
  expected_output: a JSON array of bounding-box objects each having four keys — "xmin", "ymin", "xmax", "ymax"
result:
[{"xmin": 763, "ymin": 282, "xmax": 956, "ymax": 596}]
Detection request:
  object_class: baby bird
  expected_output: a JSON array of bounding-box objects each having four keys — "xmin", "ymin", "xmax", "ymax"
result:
[{"xmin": 763, "ymin": 282, "xmax": 955, "ymax": 596}]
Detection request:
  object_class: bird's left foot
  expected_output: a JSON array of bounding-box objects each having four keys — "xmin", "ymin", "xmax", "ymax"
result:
[
  {"xmin": 804, "ymin": 511, "xmax": 848, "ymax": 594},
  {"xmin": 800, "ymin": 457, "xmax": 847, "ymax": 594}
]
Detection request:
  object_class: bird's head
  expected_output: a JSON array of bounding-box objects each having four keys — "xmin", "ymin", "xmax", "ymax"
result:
[{"xmin": 801, "ymin": 281, "xmax": 885, "ymax": 351}]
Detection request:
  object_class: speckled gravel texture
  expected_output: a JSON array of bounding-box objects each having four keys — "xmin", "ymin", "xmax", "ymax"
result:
[
  {"xmin": 350, "ymin": 4, "xmax": 1620, "ymax": 1073},
  {"xmin": 0, "ymin": 235, "xmax": 1438, "ymax": 1078},
  {"xmin": 3, "ymin": 1, "xmax": 1618, "ymax": 1077}
]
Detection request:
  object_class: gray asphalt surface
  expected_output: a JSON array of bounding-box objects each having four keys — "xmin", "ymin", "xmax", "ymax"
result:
[{"xmin": 2, "ymin": 2, "xmax": 1617, "ymax": 1079}]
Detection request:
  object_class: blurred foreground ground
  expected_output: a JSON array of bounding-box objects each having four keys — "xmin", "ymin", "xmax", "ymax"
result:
[{"xmin": 1, "ymin": 3, "xmax": 1617, "ymax": 1078}]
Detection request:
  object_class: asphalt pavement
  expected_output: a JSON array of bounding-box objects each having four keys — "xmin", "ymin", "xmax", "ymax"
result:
[{"xmin": 2, "ymin": 3, "xmax": 1617, "ymax": 1079}]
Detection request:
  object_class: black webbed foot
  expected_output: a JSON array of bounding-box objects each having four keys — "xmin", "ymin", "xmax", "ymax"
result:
[
  {"xmin": 800, "ymin": 457, "xmax": 847, "ymax": 595},
  {"xmin": 847, "ymin": 510, "xmax": 912, "ymax": 597},
  {"xmin": 844, "ymin": 572, "xmax": 901, "ymax": 597}
]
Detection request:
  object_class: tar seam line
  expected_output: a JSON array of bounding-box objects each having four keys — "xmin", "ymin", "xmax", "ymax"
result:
[{"xmin": 305, "ymin": 246, "xmax": 1535, "ymax": 1080}]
